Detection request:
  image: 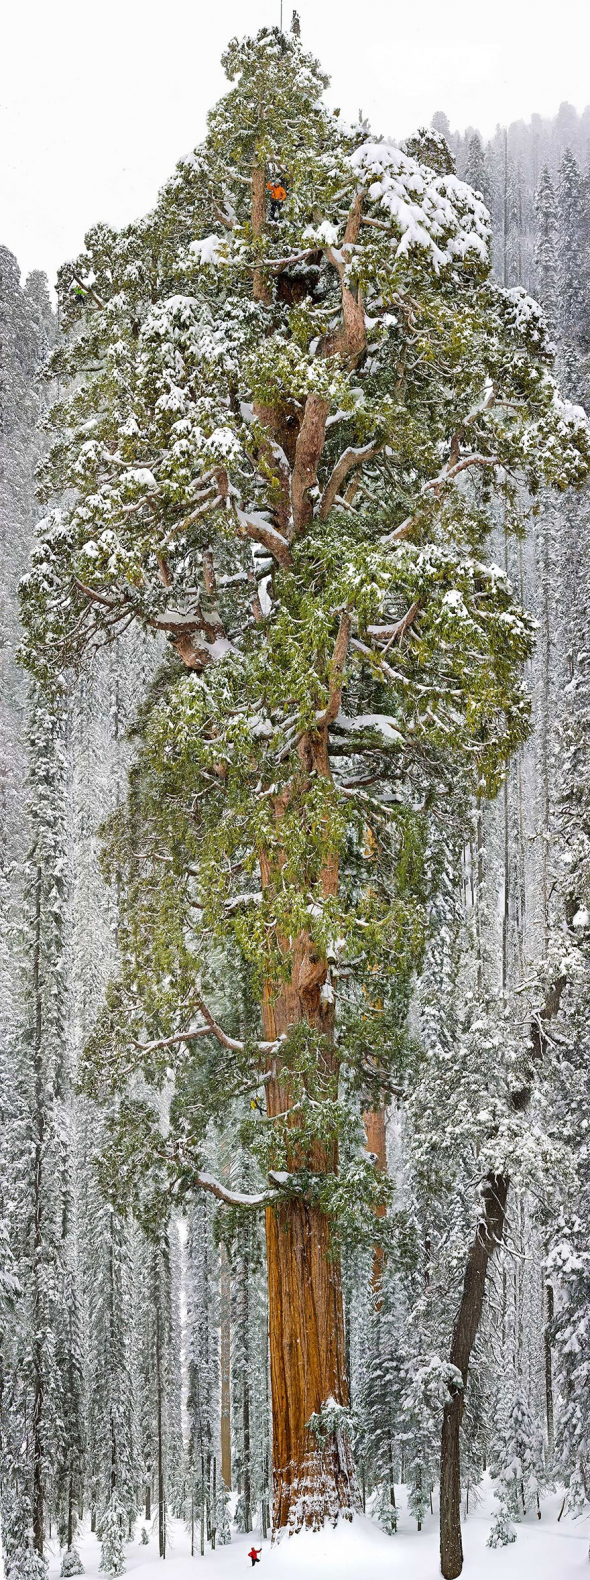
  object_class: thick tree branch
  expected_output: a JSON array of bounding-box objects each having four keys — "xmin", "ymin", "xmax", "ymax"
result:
[
  {"xmin": 72, "ymin": 272, "xmax": 105, "ymax": 309},
  {"xmin": 315, "ymin": 611, "xmax": 353, "ymax": 727},
  {"xmin": 386, "ymin": 453, "xmax": 503, "ymax": 545},
  {"xmin": 319, "ymin": 442, "xmax": 382, "ymax": 520},
  {"xmin": 366, "ymin": 601, "xmax": 420, "ymax": 647},
  {"xmin": 74, "ymin": 579, "xmax": 118, "ymax": 610},
  {"xmin": 323, "ymin": 191, "xmax": 367, "ymax": 366},
  {"xmin": 290, "ymin": 394, "xmax": 330, "ymax": 535},
  {"xmin": 196, "ymin": 996, "xmax": 280, "ymax": 1055},
  {"xmin": 195, "ymin": 1172, "xmax": 278, "ymax": 1208},
  {"xmin": 132, "ymin": 1028, "xmax": 213, "ymax": 1053},
  {"xmin": 75, "ymin": 575, "xmax": 231, "ymax": 669},
  {"xmin": 133, "ymin": 1004, "xmax": 280, "ymax": 1058},
  {"xmin": 235, "ymin": 507, "xmax": 293, "ymax": 569}
]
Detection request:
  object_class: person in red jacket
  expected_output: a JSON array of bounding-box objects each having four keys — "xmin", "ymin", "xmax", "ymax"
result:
[{"xmin": 247, "ymin": 1547, "xmax": 262, "ymax": 1566}]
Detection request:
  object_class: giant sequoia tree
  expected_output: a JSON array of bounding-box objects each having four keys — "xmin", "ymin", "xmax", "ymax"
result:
[{"xmin": 21, "ymin": 24, "xmax": 590, "ymax": 1544}]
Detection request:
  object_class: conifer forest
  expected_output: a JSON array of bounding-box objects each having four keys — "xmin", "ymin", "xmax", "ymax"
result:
[{"xmin": 4, "ymin": 19, "xmax": 590, "ymax": 1580}]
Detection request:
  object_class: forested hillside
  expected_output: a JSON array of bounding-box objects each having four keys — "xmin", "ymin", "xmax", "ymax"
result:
[{"xmin": 2, "ymin": 26, "xmax": 590, "ymax": 1580}]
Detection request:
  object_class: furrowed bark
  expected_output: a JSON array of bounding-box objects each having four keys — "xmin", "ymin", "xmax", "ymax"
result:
[
  {"xmin": 252, "ymin": 165, "xmax": 272, "ymax": 305},
  {"xmin": 290, "ymin": 394, "xmax": 330, "ymax": 536},
  {"xmin": 260, "ymin": 723, "xmax": 358, "ymax": 1531},
  {"xmin": 440, "ymin": 1173, "xmax": 509, "ymax": 1580},
  {"xmin": 261, "ymin": 946, "xmax": 357, "ymax": 1531},
  {"xmin": 363, "ymin": 1104, "xmax": 388, "ymax": 1295}
]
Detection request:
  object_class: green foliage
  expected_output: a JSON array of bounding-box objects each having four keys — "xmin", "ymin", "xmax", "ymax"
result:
[
  {"xmin": 20, "ymin": 26, "xmax": 590, "ymax": 1248},
  {"xmin": 307, "ymin": 1398, "xmax": 352, "ymax": 1449}
]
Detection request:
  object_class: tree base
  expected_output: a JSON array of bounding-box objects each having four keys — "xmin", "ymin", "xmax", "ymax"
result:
[{"xmin": 273, "ymin": 1441, "xmax": 360, "ymax": 1534}]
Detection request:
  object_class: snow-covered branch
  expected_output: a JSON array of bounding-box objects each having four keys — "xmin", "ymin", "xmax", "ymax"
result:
[
  {"xmin": 318, "ymin": 441, "xmax": 382, "ymax": 520},
  {"xmin": 386, "ymin": 452, "xmax": 503, "ymax": 543},
  {"xmin": 194, "ymin": 1172, "xmax": 278, "ymax": 1209},
  {"xmin": 132, "ymin": 998, "xmax": 280, "ymax": 1058},
  {"xmin": 235, "ymin": 508, "xmax": 293, "ymax": 570},
  {"xmin": 366, "ymin": 601, "xmax": 420, "ymax": 647}
]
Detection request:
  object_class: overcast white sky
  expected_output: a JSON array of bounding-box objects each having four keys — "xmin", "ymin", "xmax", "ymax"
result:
[{"xmin": 2, "ymin": 0, "xmax": 589, "ymax": 288}]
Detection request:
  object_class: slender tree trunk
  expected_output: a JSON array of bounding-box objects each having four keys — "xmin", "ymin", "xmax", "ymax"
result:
[
  {"xmin": 388, "ymin": 1431, "xmax": 396, "ymax": 1509},
  {"xmin": 32, "ymin": 864, "xmax": 45, "ymax": 1557},
  {"xmin": 220, "ymin": 1244, "xmax": 232, "ymax": 1490},
  {"xmin": 211, "ymin": 1458, "xmax": 216, "ymax": 1550},
  {"xmin": 440, "ymin": 1173, "xmax": 509, "ymax": 1580},
  {"xmin": 544, "ymin": 1278, "xmax": 555, "ymax": 1456},
  {"xmin": 242, "ymin": 1245, "xmax": 251, "ymax": 1535},
  {"xmin": 155, "ymin": 1305, "xmax": 165, "ymax": 1558},
  {"xmin": 363, "ymin": 1105, "xmax": 387, "ymax": 1293}
]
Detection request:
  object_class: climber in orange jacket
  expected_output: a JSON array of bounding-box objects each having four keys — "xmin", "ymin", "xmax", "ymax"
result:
[{"xmin": 267, "ymin": 178, "xmax": 287, "ymax": 220}]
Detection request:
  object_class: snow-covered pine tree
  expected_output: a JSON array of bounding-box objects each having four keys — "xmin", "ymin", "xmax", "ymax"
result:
[
  {"xmin": 98, "ymin": 1498, "xmax": 126, "ymax": 1577},
  {"xmin": 557, "ymin": 149, "xmax": 590, "ymax": 400},
  {"xmin": 489, "ymin": 1382, "xmax": 544, "ymax": 1521},
  {"xmin": 350, "ymin": 1253, "xmax": 412, "ymax": 1528},
  {"xmin": 487, "ymin": 1505, "xmax": 517, "ymax": 1547},
  {"xmin": 186, "ymin": 1195, "xmax": 219, "ymax": 1551},
  {"xmin": 166, "ymin": 1223, "xmax": 184, "ymax": 1516},
  {"xmin": 534, "ymin": 167, "xmax": 559, "ymax": 333},
  {"xmin": 139, "ymin": 1235, "xmax": 175, "ymax": 1558},
  {"xmin": 229, "ymin": 1180, "xmax": 270, "ymax": 1538},
  {"xmin": 401, "ymin": 1356, "xmax": 461, "ymax": 1531},
  {"xmin": 0, "ymin": 248, "xmax": 63, "ymax": 1579},
  {"xmin": 542, "ymin": 472, "xmax": 590, "ymax": 1513},
  {"xmin": 462, "ymin": 134, "xmax": 490, "ymax": 206},
  {"xmin": 3, "ymin": 691, "xmax": 75, "ymax": 1563},
  {"xmin": 53, "ymin": 1262, "xmax": 86, "ymax": 1554},
  {"xmin": 82, "ymin": 1164, "xmax": 139, "ymax": 1555},
  {"xmin": 20, "ymin": 24, "xmax": 590, "ymax": 1548}
]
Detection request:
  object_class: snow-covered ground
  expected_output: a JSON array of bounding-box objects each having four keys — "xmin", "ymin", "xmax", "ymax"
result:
[{"xmin": 44, "ymin": 1486, "xmax": 590, "ymax": 1580}]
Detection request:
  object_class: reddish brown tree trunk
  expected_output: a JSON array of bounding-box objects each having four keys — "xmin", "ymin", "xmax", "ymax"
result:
[
  {"xmin": 252, "ymin": 165, "xmax": 272, "ymax": 305},
  {"xmin": 265, "ymin": 1193, "xmax": 355, "ymax": 1529},
  {"xmin": 363, "ymin": 1105, "xmax": 387, "ymax": 1294},
  {"xmin": 261, "ymin": 950, "xmax": 357, "ymax": 1530},
  {"xmin": 260, "ymin": 730, "xmax": 358, "ymax": 1529}
]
